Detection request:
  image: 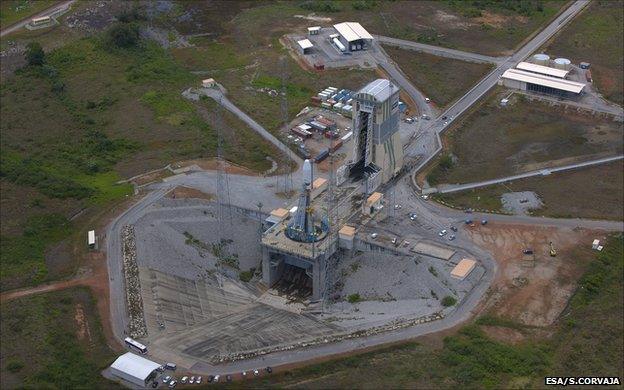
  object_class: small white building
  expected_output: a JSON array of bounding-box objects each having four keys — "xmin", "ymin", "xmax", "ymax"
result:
[
  {"xmin": 202, "ymin": 78, "xmax": 216, "ymax": 88},
  {"xmin": 87, "ymin": 230, "xmax": 96, "ymax": 248},
  {"xmin": 109, "ymin": 352, "xmax": 161, "ymax": 387},
  {"xmin": 297, "ymin": 39, "xmax": 314, "ymax": 55},
  {"xmin": 363, "ymin": 192, "xmax": 383, "ymax": 216},
  {"xmin": 308, "ymin": 26, "xmax": 321, "ymax": 35}
]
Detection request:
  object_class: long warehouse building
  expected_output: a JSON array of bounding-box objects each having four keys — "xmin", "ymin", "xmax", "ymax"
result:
[
  {"xmin": 516, "ymin": 61, "xmax": 570, "ymax": 78},
  {"xmin": 499, "ymin": 68, "xmax": 585, "ymax": 97}
]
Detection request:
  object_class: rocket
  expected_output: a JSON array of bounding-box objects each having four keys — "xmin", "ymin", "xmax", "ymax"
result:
[{"xmin": 303, "ymin": 159, "xmax": 313, "ymax": 190}]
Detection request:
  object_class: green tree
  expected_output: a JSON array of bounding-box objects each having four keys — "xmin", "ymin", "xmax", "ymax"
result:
[
  {"xmin": 25, "ymin": 42, "xmax": 45, "ymax": 66},
  {"xmin": 108, "ymin": 23, "xmax": 140, "ymax": 48}
]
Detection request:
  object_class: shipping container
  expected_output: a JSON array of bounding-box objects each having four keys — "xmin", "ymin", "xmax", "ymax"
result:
[
  {"xmin": 291, "ymin": 127, "xmax": 312, "ymax": 138},
  {"xmin": 327, "ymin": 87, "xmax": 337, "ymax": 92},
  {"xmin": 341, "ymin": 131, "xmax": 353, "ymax": 142},
  {"xmin": 309, "ymin": 120, "xmax": 328, "ymax": 131},
  {"xmin": 330, "ymin": 139, "xmax": 343, "ymax": 152},
  {"xmin": 320, "ymin": 102, "xmax": 332, "ymax": 109},
  {"xmin": 315, "ymin": 149, "xmax": 329, "ymax": 162}
]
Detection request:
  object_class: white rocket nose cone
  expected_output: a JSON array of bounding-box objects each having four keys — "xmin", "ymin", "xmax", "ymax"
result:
[{"xmin": 303, "ymin": 159, "xmax": 312, "ymax": 185}]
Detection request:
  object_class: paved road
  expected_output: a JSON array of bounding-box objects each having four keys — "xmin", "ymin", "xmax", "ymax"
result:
[
  {"xmin": 200, "ymin": 87, "xmax": 303, "ymax": 166},
  {"xmin": 435, "ymin": 154, "xmax": 624, "ymax": 194},
  {"xmin": 105, "ymin": 188, "xmax": 171, "ymax": 342},
  {"xmin": 406, "ymin": 0, "xmax": 591, "ymax": 176},
  {"xmin": 101, "ymin": 0, "xmax": 610, "ymax": 375},
  {"xmin": 0, "ymin": 0, "xmax": 75, "ymax": 38},
  {"xmin": 375, "ymin": 35, "xmax": 505, "ymax": 64}
]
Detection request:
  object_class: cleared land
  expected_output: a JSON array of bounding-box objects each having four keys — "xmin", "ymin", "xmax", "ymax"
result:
[
  {"xmin": 239, "ymin": 234, "xmax": 623, "ymax": 389},
  {"xmin": 542, "ymin": 0, "xmax": 623, "ymax": 105},
  {"xmin": 426, "ymin": 91, "xmax": 623, "ymax": 186},
  {"xmin": 0, "ymin": 287, "xmax": 120, "ymax": 389},
  {"xmin": 434, "ymin": 160, "xmax": 624, "ymax": 221},
  {"xmin": 383, "ymin": 45, "xmax": 493, "ymax": 108}
]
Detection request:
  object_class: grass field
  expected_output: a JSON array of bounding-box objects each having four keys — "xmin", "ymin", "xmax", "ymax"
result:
[
  {"xmin": 426, "ymin": 91, "xmax": 623, "ymax": 186},
  {"xmin": 0, "ymin": 0, "xmax": 59, "ymax": 29},
  {"xmin": 297, "ymin": 0, "xmax": 564, "ymax": 56},
  {"xmin": 434, "ymin": 160, "xmax": 624, "ymax": 221},
  {"xmin": 0, "ymin": 287, "xmax": 120, "ymax": 389},
  {"xmin": 542, "ymin": 0, "xmax": 623, "ymax": 105},
  {"xmin": 0, "ymin": 17, "xmax": 289, "ymax": 290},
  {"xmin": 210, "ymin": 235, "xmax": 622, "ymax": 389},
  {"xmin": 383, "ymin": 45, "xmax": 493, "ymax": 108}
]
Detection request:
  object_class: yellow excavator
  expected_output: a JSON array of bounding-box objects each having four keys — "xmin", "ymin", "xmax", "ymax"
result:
[{"xmin": 549, "ymin": 241, "xmax": 557, "ymax": 257}]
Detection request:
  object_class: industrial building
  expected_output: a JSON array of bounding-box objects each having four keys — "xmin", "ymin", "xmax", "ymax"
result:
[
  {"xmin": 297, "ymin": 39, "xmax": 314, "ymax": 55},
  {"xmin": 499, "ymin": 68, "xmax": 585, "ymax": 97},
  {"xmin": 516, "ymin": 61, "xmax": 570, "ymax": 78},
  {"xmin": 333, "ymin": 22, "xmax": 374, "ymax": 52},
  {"xmin": 109, "ymin": 352, "xmax": 160, "ymax": 387},
  {"xmin": 349, "ymin": 79, "xmax": 404, "ymax": 191}
]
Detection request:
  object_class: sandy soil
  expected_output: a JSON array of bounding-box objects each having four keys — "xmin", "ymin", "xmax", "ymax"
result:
[{"xmin": 467, "ymin": 223, "xmax": 600, "ymax": 327}]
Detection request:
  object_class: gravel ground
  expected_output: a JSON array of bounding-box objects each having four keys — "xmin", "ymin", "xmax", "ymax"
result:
[
  {"xmin": 501, "ymin": 191, "xmax": 543, "ymax": 215},
  {"xmin": 134, "ymin": 199, "xmax": 264, "ymax": 281},
  {"xmin": 323, "ymin": 249, "xmax": 484, "ymax": 329}
]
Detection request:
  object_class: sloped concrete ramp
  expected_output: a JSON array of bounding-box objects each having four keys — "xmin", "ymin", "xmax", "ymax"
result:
[{"xmin": 412, "ymin": 242, "xmax": 456, "ymax": 260}]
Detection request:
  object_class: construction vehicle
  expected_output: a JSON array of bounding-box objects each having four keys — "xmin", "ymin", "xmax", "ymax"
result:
[{"xmin": 549, "ymin": 241, "xmax": 557, "ymax": 257}]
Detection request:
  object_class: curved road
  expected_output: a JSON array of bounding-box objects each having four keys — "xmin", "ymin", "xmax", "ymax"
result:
[{"xmin": 101, "ymin": 0, "xmax": 616, "ymax": 376}]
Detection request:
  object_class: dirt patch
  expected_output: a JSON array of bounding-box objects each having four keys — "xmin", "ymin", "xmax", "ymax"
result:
[
  {"xmin": 173, "ymin": 158, "xmax": 259, "ymax": 176},
  {"xmin": 44, "ymin": 239, "xmax": 75, "ymax": 280},
  {"xmin": 132, "ymin": 168, "xmax": 173, "ymax": 186},
  {"xmin": 166, "ymin": 186, "xmax": 215, "ymax": 201},
  {"xmin": 74, "ymin": 303, "xmax": 93, "ymax": 343},
  {"xmin": 474, "ymin": 11, "xmax": 519, "ymax": 28},
  {"xmin": 469, "ymin": 223, "xmax": 598, "ymax": 327},
  {"xmin": 480, "ymin": 325, "xmax": 526, "ymax": 344}
]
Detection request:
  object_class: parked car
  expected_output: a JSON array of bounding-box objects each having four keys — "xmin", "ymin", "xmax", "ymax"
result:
[
  {"xmin": 464, "ymin": 219, "xmax": 472, "ymax": 225},
  {"xmin": 241, "ymin": 371, "xmax": 247, "ymax": 378},
  {"xmin": 448, "ymin": 234, "xmax": 456, "ymax": 241},
  {"xmin": 422, "ymin": 194, "xmax": 429, "ymax": 200},
  {"xmin": 441, "ymin": 115, "xmax": 448, "ymax": 120},
  {"xmin": 371, "ymin": 232, "xmax": 378, "ymax": 239},
  {"xmin": 439, "ymin": 229, "xmax": 447, "ymax": 236},
  {"xmin": 162, "ymin": 376, "xmax": 172, "ymax": 384},
  {"xmin": 181, "ymin": 377, "xmax": 188, "ymax": 384},
  {"xmin": 394, "ymin": 204, "xmax": 402, "ymax": 210},
  {"xmin": 254, "ymin": 369, "xmax": 260, "ymax": 376},
  {"xmin": 189, "ymin": 376, "xmax": 195, "ymax": 384},
  {"xmin": 196, "ymin": 376, "xmax": 202, "ymax": 384},
  {"xmin": 266, "ymin": 367, "xmax": 273, "ymax": 374},
  {"xmin": 214, "ymin": 375, "xmax": 220, "ymax": 383},
  {"xmin": 165, "ymin": 363, "xmax": 177, "ymax": 371},
  {"xmin": 523, "ymin": 249, "xmax": 533, "ymax": 255},
  {"xmin": 152, "ymin": 381, "xmax": 159, "ymax": 388},
  {"xmin": 391, "ymin": 237, "xmax": 398, "ymax": 245},
  {"xmin": 450, "ymin": 226, "xmax": 457, "ymax": 232},
  {"xmin": 481, "ymin": 219, "xmax": 488, "ymax": 225},
  {"xmin": 410, "ymin": 213, "xmax": 417, "ymax": 221},
  {"xmin": 425, "ymin": 97, "xmax": 431, "ymax": 103},
  {"xmin": 226, "ymin": 375, "xmax": 232, "ymax": 382},
  {"xmin": 168, "ymin": 380, "xmax": 177, "ymax": 389},
  {"xmin": 157, "ymin": 366, "xmax": 165, "ymax": 372}
]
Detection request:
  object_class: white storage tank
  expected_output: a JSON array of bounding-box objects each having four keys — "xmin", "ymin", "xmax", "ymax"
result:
[
  {"xmin": 532, "ymin": 53, "xmax": 550, "ymax": 65},
  {"xmin": 553, "ymin": 57, "xmax": 572, "ymax": 70}
]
